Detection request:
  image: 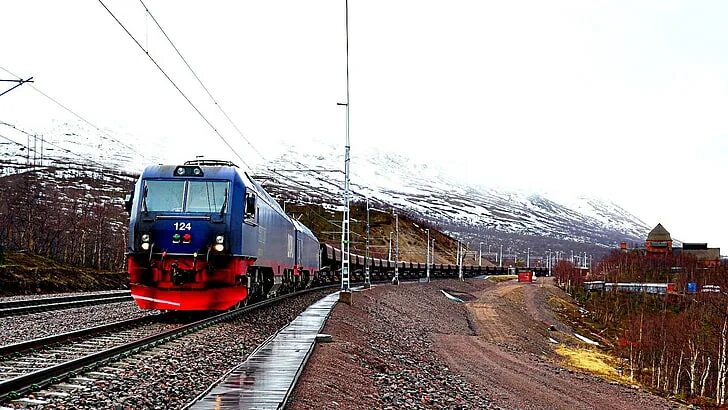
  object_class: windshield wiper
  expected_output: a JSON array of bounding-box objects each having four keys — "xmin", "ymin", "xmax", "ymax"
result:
[
  {"xmin": 219, "ymin": 188, "xmax": 228, "ymax": 217},
  {"xmin": 142, "ymin": 186, "xmax": 149, "ymax": 215}
]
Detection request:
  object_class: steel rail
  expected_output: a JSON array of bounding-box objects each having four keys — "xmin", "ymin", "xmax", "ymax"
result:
[
  {"xmin": 0, "ymin": 291, "xmax": 132, "ymax": 317},
  {"xmin": 0, "ymin": 315, "xmax": 160, "ymax": 357},
  {"xmin": 0, "ymin": 291, "xmax": 131, "ymax": 309}
]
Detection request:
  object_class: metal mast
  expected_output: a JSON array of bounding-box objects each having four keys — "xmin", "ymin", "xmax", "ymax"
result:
[
  {"xmin": 339, "ymin": 0, "xmax": 351, "ymax": 292},
  {"xmin": 364, "ymin": 198, "xmax": 371, "ymax": 287},
  {"xmin": 425, "ymin": 229, "xmax": 430, "ymax": 282},
  {"xmin": 458, "ymin": 241, "xmax": 464, "ymax": 281},
  {"xmin": 393, "ymin": 211, "xmax": 399, "ymax": 284}
]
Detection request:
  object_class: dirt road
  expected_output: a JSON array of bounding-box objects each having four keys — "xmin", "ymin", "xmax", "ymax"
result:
[
  {"xmin": 289, "ymin": 278, "xmax": 679, "ymax": 409},
  {"xmin": 438, "ymin": 278, "xmax": 677, "ymax": 409}
]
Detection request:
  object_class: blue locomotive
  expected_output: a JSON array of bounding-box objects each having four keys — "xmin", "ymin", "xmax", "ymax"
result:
[{"xmin": 124, "ymin": 160, "xmax": 320, "ymax": 310}]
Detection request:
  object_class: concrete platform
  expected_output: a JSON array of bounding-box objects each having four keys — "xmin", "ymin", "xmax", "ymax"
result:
[{"xmin": 188, "ymin": 292, "xmax": 339, "ymax": 409}]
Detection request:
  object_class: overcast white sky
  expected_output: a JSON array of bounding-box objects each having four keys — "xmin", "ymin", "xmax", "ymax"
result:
[{"xmin": 1, "ymin": 1, "xmax": 726, "ymax": 249}]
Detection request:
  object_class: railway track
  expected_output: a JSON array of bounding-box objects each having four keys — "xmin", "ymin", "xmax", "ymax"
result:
[
  {"xmin": 0, "ymin": 291, "xmax": 132, "ymax": 317},
  {"xmin": 0, "ymin": 314, "xmax": 172, "ymax": 381},
  {"xmin": 0, "ymin": 285, "xmax": 335, "ymax": 404}
]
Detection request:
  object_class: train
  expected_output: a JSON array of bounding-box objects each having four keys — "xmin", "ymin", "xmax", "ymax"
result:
[
  {"xmin": 124, "ymin": 160, "xmax": 541, "ymax": 311},
  {"xmin": 124, "ymin": 160, "xmax": 320, "ymax": 310}
]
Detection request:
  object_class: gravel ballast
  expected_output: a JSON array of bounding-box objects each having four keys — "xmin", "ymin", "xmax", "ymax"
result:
[
  {"xmin": 0, "ymin": 301, "xmax": 151, "ymax": 346},
  {"xmin": 2, "ymin": 289, "xmax": 333, "ymax": 410}
]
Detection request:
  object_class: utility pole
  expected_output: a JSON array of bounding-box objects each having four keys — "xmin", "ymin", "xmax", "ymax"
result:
[
  {"xmin": 338, "ymin": 0, "xmax": 352, "ymax": 302},
  {"xmin": 425, "ymin": 228, "xmax": 430, "ymax": 282},
  {"xmin": 458, "ymin": 241, "xmax": 464, "ymax": 281},
  {"xmin": 393, "ymin": 211, "xmax": 399, "ymax": 285},
  {"xmin": 430, "ymin": 238, "xmax": 435, "ymax": 279},
  {"xmin": 364, "ymin": 198, "xmax": 370, "ymax": 288},
  {"xmin": 499, "ymin": 244, "xmax": 503, "ymax": 268},
  {"xmin": 479, "ymin": 242, "xmax": 483, "ymax": 267},
  {"xmin": 527, "ymin": 247, "xmax": 530, "ymax": 268},
  {"xmin": 388, "ymin": 231, "xmax": 393, "ymax": 262},
  {"xmin": 548, "ymin": 249, "xmax": 552, "ymax": 276}
]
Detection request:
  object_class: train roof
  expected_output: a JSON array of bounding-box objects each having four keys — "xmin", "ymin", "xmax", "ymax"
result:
[
  {"xmin": 141, "ymin": 164, "xmax": 240, "ymax": 180},
  {"xmin": 293, "ymin": 219, "xmax": 318, "ymax": 240}
]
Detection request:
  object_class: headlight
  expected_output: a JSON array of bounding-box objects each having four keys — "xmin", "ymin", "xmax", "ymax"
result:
[
  {"xmin": 213, "ymin": 243, "xmax": 224, "ymax": 252},
  {"xmin": 141, "ymin": 242, "xmax": 150, "ymax": 251},
  {"xmin": 141, "ymin": 234, "xmax": 150, "ymax": 242},
  {"xmin": 215, "ymin": 235, "xmax": 224, "ymax": 244}
]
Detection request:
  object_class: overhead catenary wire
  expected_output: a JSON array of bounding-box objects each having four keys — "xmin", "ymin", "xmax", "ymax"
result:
[
  {"xmin": 105, "ymin": 1, "xmax": 365, "ymax": 228},
  {"xmin": 138, "ymin": 0, "xmax": 267, "ymax": 163},
  {"xmin": 96, "ymin": 0, "xmax": 251, "ymax": 170},
  {"xmin": 0, "ymin": 66, "xmax": 149, "ymax": 161},
  {"xmin": 138, "ymin": 1, "xmax": 351, "ymax": 186},
  {"xmin": 140, "ymin": 1, "xmax": 360, "ymax": 195}
]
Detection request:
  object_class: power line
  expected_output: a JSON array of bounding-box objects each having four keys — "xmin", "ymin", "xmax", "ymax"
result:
[
  {"xmin": 0, "ymin": 77, "xmax": 34, "ymax": 98},
  {"xmin": 96, "ymin": 0, "xmax": 251, "ymax": 170},
  {"xmin": 0, "ymin": 66, "xmax": 149, "ymax": 160},
  {"xmin": 138, "ymin": 0, "xmax": 267, "ymax": 163}
]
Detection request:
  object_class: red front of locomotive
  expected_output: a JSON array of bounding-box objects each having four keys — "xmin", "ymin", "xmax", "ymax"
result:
[{"xmin": 125, "ymin": 164, "xmax": 250, "ymax": 310}]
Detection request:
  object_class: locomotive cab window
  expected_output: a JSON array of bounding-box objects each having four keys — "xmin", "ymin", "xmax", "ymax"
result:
[
  {"xmin": 144, "ymin": 180, "xmax": 185, "ymax": 212},
  {"xmin": 143, "ymin": 180, "xmax": 229, "ymax": 213},
  {"xmin": 187, "ymin": 181, "xmax": 228, "ymax": 213},
  {"xmin": 245, "ymin": 192, "xmax": 257, "ymax": 222}
]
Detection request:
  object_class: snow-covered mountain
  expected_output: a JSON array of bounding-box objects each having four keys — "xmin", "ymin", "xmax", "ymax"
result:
[
  {"xmin": 258, "ymin": 140, "xmax": 650, "ymax": 251},
  {"xmin": 0, "ymin": 122, "xmax": 650, "ymax": 254}
]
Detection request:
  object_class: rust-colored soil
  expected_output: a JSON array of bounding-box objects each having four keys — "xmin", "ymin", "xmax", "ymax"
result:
[{"xmin": 288, "ymin": 278, "xmax": 679, "ymax": 409}]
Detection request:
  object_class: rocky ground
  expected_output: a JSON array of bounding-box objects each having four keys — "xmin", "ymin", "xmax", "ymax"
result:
[
  {"xmin": 289, "ymin": 278, "xmax": 681, "ymax": 410},
  {"xmin": 0, "ymin": 251, "xmax": 127, "ymax": 296}
]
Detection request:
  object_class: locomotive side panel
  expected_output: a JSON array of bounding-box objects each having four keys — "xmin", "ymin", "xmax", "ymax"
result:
[
  {"xmin": 293, "ymin": 221, "xmax": 320, "ymax": 273},
  {"xmin": 241, "ymin": 186, "xmax": 296, "ymax": 274}
]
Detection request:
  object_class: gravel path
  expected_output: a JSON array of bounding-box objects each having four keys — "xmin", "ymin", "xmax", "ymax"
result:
[
  {"xmin": 290, "ymin": 280, "xmax": 497, "ymax": 409},
  {"xmin": 2, "ymin": 289, "xmax": 333, "ymax": 410},
  {"xmin": 289, "ymin": 279, "xmax": 681, "ymax": 410},
  {"xmin": 437, "ymin": 279, "xmax": 680, "ymax": 409},
  {"xmin": 0, "ymin": 301, "xmax": 151, "ymax": 346}
]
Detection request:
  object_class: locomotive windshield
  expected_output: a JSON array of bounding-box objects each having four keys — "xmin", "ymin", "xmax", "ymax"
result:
[
  {"xmin": 145, "ymin": 180, "xmax": 185, "ymax": 212},
  {"xmin": 143, "ymin": 180, "xmax": 229, "ymax": 213},
  {"xmin": 187, "ymin": 181, "xmax": 228, "ymax": 212}
]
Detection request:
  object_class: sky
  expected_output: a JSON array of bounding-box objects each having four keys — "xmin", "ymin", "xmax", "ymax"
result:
[{"xmin": 1, "ymin": 0, "xmax": 727, "ymax": 249}]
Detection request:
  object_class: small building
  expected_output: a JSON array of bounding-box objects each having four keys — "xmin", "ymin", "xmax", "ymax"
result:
[
  {"xmin": 618, "ymin": 223, "xmax": 721, "ymax": 268},
  {"xmin": 679, "ymin": 243, "xmax": 721, "ymax": 268},
  {"xmin": 646, "ymin": 223, "xmax": 673, "ymax": 255}
]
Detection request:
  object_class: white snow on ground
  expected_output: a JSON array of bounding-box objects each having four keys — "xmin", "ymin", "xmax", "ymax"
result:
[{"xmin": 574, "ymin": 333, "xmax": 600, "ymax": 346}]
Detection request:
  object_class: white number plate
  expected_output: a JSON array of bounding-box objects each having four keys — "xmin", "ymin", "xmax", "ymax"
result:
[{"xmin": 174, "ymin": 222, "xmax": 192, "ymax": 231}]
